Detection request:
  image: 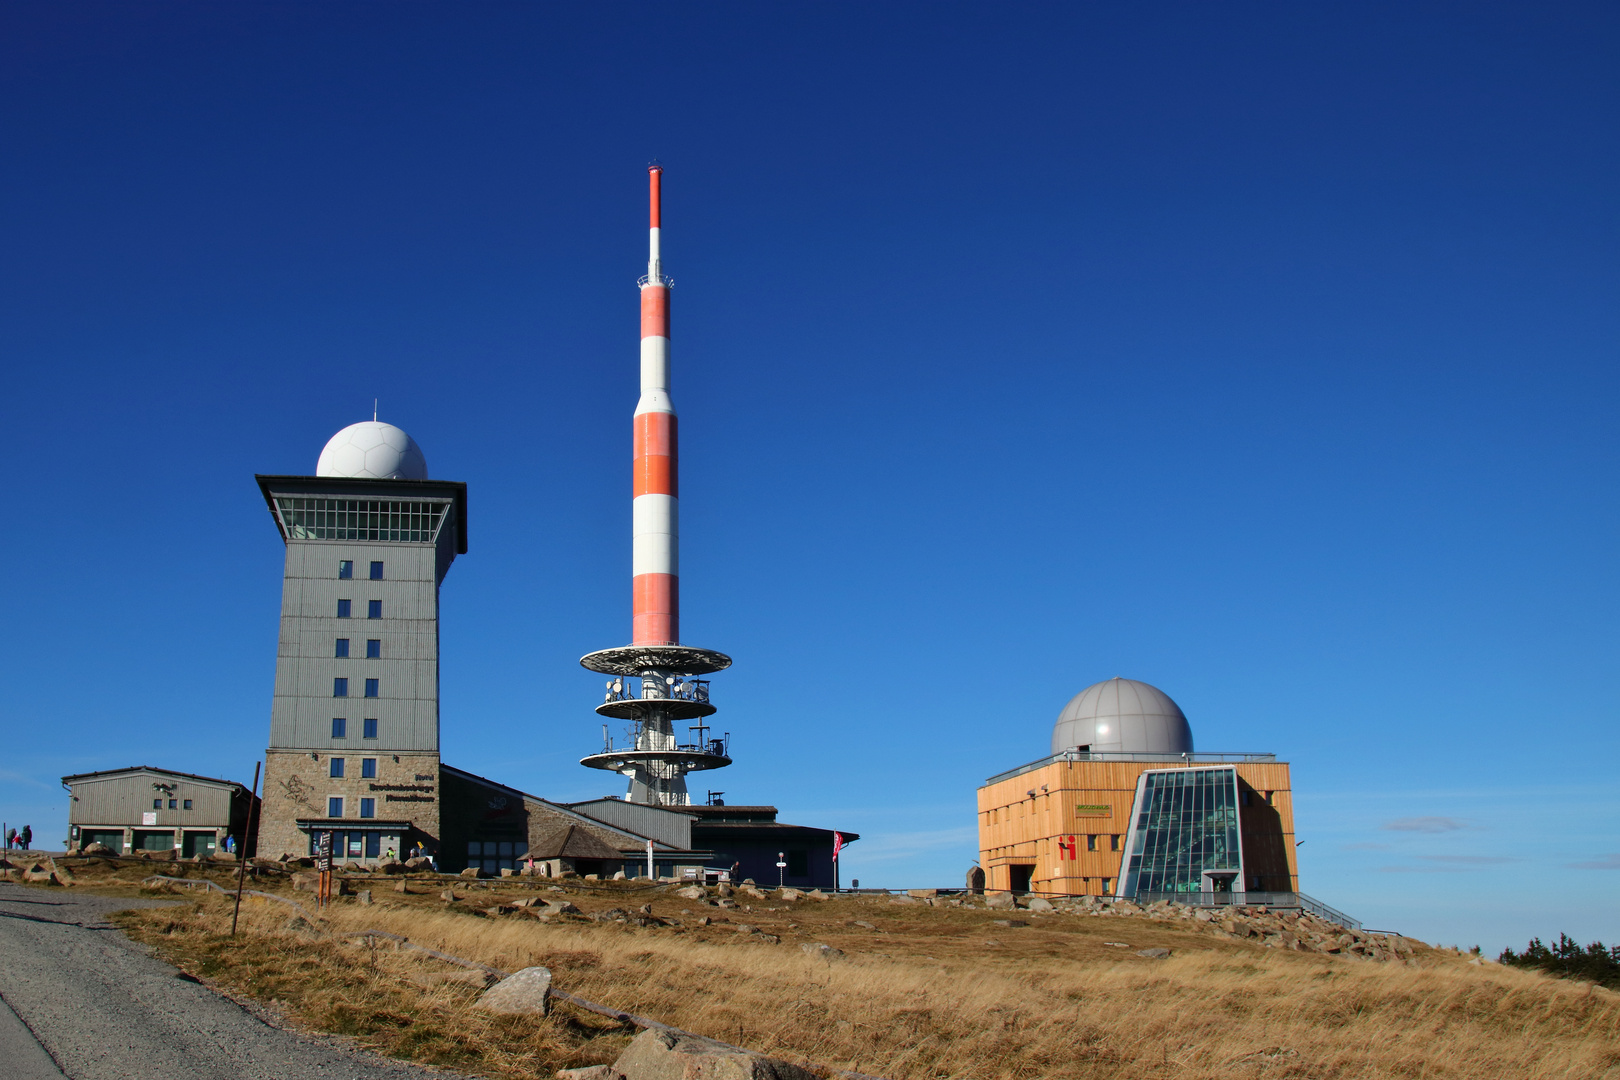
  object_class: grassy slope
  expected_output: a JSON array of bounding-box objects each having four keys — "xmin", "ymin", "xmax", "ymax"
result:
[{"xmin": 31, "ymin": 861, "xmax": 1620, "ymax": 1080}]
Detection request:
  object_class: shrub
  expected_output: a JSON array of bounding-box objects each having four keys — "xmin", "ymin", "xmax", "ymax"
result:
[{"xmin": 1499, "ymin": 933, "xmax": 1620, "ymax": 988}]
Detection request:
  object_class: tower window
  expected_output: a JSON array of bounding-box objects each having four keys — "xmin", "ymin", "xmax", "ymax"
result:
[
  {"xmin": 367, "ymin": 600, "xmax": 382, "ymax": 619},
  {"xmin": 337, "ymin": 599, "xmax": 351, "ymax": 618},
  {"xmin": 335, "ymin": 638, "xmax": 350, "ymax": 658},
  {"xmin": 339, "ymin": 560, "xmax": 353, "ymax": 579},
  {"xmin": 330, "ymin": 758, "xmax": 345, "ymax": 778},
  {"xmin": 331, "ymin": 717, "xmax": 347, "ymax": 738},
  {"xmin": 328, "ymin": 797, "xmax": 344, "ymax": 818},
  {"xmin": 361, "ymin": 758, "xmax": 377, "ymax": 779},
  {"xmin": 182, "ymin": 799, "xmax": 192, "ymax": 810},
  {"xmin": 359, "ymin": 798, "xmax": 376, "ymax": 818},
  {"xmin": 366, "ymin": 639, "xmax": 381, "ymax": 658},
  {"xmin": 364, "ymin": 678, "xmax": 379, "ymax": 698},
  {"xmin": 153, "ymin": 799, "xmax": 161, "ymax": 809},
  {"xmin": 1086, "ymin": 834, "xmax": 1097, "ymax": 852},
  {"xmin": 333, "ymin": 678, "xmax": 348, "ymax": 697},
  {"xmin": 369, "ymin": 561, "xmax": 384, "ymax": 580},
  {"xmin": 167, "ymin": 799, "xmax": 177, "ymax": 809},
  {"xmin": 363, "ymin": 718, "xmax": 378, "ymax": 739},
  {"xmin": 1110, "ymin": 835, "xmax": 1120, "ymax": 851},
  {"xmin": 1265, "ymin": 791, "xmax": 1275, "ymax": 806}
]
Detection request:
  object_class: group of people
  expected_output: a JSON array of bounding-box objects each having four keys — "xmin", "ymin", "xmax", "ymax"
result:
[{"xmin": 5, "ymin": 825, "xmax": 32, "ymax": 852}]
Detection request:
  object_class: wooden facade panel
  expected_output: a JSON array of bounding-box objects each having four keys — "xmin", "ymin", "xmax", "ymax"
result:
[{"xmin": 977, "ymin": 759, "xmax": 1296, "ymax": 895}]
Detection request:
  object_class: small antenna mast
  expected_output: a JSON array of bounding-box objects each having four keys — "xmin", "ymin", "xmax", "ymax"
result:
[{"xmin": 373, "ymin": 398, "xmax": 378, "ymax": 422}]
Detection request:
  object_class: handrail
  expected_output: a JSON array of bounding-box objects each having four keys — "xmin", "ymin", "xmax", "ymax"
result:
[{"xmin": 983, "ymin": 750, "xmax": 1279, "ymax": 786}]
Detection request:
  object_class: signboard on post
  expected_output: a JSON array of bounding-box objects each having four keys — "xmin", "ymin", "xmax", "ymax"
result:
[{"xmin": 316, "ymin": 830, "xmax": 334, "ymax": 908}]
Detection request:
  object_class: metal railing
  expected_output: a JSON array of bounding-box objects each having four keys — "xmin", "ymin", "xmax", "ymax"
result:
[
  {"xmin": 1130, "ymin": 890, "xmax": 1361, "ymax": 931},
  {"xmin": 983, "ymin": 749, "xmax": 1279, "ymax": 786}
]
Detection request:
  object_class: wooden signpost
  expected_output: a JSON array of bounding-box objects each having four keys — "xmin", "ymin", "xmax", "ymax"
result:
[{"xmin": 316, "ymin": 830, "xmax": 333, "ymax": 908}]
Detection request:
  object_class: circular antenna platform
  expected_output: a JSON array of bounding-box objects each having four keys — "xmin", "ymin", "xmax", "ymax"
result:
[
  {"xmin": 580, "ymin": 748, "xmax": 732, "ymax": 773},
  {"xmin": 580, "ymin": 644, "xmax": 733, "ymax": 677}
]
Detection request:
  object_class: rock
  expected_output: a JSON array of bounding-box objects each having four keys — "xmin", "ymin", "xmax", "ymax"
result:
[
  {"xmin": 966, "ymin": 866, "xmax": 986, "ymax": 894},
  {"xmin": 440, "ymin": 889, "xmax": 459, "ymax": 902},
  {"xmin": 714, "ymin": 898, "xmax": 737, "ymax": 909},
  {"xmin": 584, "ymin": 874, "xmax": 600, "ymax": 881},
  {"xmin": 675, "ymin": 885, "xmax": 707, "ymax": 900},
  {"xmin": 557, "ymin": 1067, "xmax": 623, "ymax": 1080},
  {"xmin": 991, "ymin": 919, "xmax": 1028, "ymax": 928},
  {"xmin": 501, "ymin": 868, "xmax": 518, "ymax": 878},
  {"xmin": 411, "ymin": 969, "xmax": 499, "ymax": 990},
  {"xmin": 376, "ymin": 859, "xmax": 405, "ymax": 874},
  {"xmin": 889, "ymin": 896, "xmax": 918, "ymax": 905},
  {"xmin": 612, "ymin": 871, "xmax": 627, "ymax": 880},
  {"xmin": 356, "ymin": 890, "xmax": 373, "ymax": 905},
  {"xmin": 985, "ymin": 891, "xmax": 1017, "ymax": 910},
  {"xmin": 460, "ymin": 867, "xmax": 485, "ymax": 878},
  {"xmin": 716, "ymin": 883, "xmax": 734, "ymax": 897},
  {"xmin": 740, "ymin": 885, "xmax": 767, "ymax": 899},
  {"xmin": 393, "ymin": 881, "xmax": 412, "ymax": 894},
  {"xmin": 906, "ymin": 889, "xmax": 938, "ymax": 899},
  {"xmin": 1136, "ymin": 947, "xmax": 1172, "ymax": 959},
  {"xmin": 1025, "ymin": 897, "xmax": 1055, "ymax": 913},
  {"xmin": 342, "ymin": 861, "xmax": 363, "ymax": 872},
  {"xmin": 81, "ymin": 842, "xmax": 114, "ymax": 856},
  {"xmin": 735, "ymin": 924, "xmax": 758, "ymax": 935},
  {"xmin": 610, "ymin": 1026, "xmax": 819, "ymax": 1080},
  {"xmin": 477, "ymin": 966, "xmax": 552, "ymax": 1016},
  {"xmin": 778, "ymin": 888, "xmax": 802, "ymax": 901},
  {"xmin": 805, "ymin": 889, "xmax": 828, "ymax": 900},
  {"xmin": 404, "ymin": 856, "xmax": 432, "ymax": 870},
  {"xmin": 291, "ymin": 871, "xmax": 319, "ymax": 891},
  {"xmin": 850, "ymin": 920, "xmax": 875, "ymax": 930},
  {"xmin": 544, "ymin": 900, "xmax": 581, "ymax": 915},
  {"xmin": 801, "ymin": 943, "xmax": 845, "ymax": 961}
]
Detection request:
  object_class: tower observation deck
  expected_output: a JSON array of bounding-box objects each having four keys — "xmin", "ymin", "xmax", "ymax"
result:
[{"xmin": 580, "ymin": 166, "xmax": 734, "ymax": 806}]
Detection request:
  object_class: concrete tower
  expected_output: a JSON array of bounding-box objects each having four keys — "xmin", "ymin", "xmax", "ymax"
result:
[
  {"xmin": 580, "ymin": 166, "xmax": 733, "ymax": 806},
  {"xmin": 255, "ymin": 421, "xmax": 467, "ymax": 859}
]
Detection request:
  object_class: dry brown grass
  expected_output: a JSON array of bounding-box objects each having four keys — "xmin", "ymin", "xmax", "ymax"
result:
[{"xmin": 92, "ymin": 869, "xmax": 1620, "ymax": 1080}]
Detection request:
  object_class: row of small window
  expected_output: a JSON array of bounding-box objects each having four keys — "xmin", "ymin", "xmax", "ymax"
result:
[
  {"xmin": 339, "ymin": 560, "xmax": 386, "ymax": 580},
  {"xmin": 153, "ymin": 798, "xmax": 194, "ymax": 810},
  {"xmin": 333, "ymin": 678, "xmax": 380, "ymax": 698},
  {"xmin": 334, "ymin": 639, "xmax": 382, "ymax": 658},
  {"xmin": 326, "ymin": 796, "xmax": 378, "ymax": 818},
  {"xmin": 336, "ymin": 600, "xmax": 384, "ymax": 619},
  {"xmin": 327, "ymin": 756, "xmax": 378, "ymax": 778},
  {"xmin": 331, "ymin": 717, "xmax": 379, "ymax": 739}
]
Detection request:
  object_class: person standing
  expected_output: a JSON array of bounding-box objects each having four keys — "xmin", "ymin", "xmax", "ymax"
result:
[{"xmin": 18, "ymin": 825, "xmax": 31, "ymax": 851}]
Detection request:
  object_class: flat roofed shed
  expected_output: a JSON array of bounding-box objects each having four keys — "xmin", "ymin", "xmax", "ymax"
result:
[{"xmin": 519, "ymin": 824, "xmax": 627, "ymax": 862}]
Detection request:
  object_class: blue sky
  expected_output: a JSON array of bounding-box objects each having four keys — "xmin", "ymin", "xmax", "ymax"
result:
[{"xmin": 1, "ymin": 3, "xmax": 1615, "ymax": 952}]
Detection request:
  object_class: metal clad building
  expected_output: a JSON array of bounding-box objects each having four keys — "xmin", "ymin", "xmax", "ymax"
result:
[{"xmin": 62, "ymin": 767, "xmax": 257, "ymax": 857}]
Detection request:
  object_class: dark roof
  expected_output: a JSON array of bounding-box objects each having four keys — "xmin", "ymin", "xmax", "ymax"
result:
[
  {"xmin": 440, "ymin": 763, "xmax": 693, "ymax": 852},
  {"xmin": 691, "ymin": 821, "xmax": 859, "ymax": 843},
  {"xmin": 254, "ymin": 474, "xmax": 469, "ymax": 554},
  {"xmin": 520, "ymin": 825, "xmax": 624, "ymax": 862},
  {"xmin": 61, "ymin": 766, "xmax": 252, "ymax": 791}
]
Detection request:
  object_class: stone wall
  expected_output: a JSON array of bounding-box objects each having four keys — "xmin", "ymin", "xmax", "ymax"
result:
[{"xmin": 259, "ymin": 748, "xmax": 441, "ymax": 860}]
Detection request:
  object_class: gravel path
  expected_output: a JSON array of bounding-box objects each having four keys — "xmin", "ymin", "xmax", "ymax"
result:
[{"xmin": 0, "ymin": 882, "xmax": 459, "ymax": 1079}]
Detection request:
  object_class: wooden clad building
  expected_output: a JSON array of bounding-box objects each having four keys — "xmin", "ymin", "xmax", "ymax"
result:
[{"xmin": 977, "ymin": 755, "xmax": 1297, "ymax": 896}]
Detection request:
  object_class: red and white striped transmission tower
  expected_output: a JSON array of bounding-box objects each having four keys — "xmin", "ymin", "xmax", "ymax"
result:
[{"xmin": 580, "ymin": 165, "xmax": 733, "ymax": 806}]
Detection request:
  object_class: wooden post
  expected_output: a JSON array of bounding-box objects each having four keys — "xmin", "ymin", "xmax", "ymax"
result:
[{"xmin": 230, "ymin": 762, "xmax": 261, "ymax": 937}]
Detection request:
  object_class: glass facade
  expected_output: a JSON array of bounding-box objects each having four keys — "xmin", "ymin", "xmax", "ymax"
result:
[
  {"xmin": 1120, "ymin": 766, "xmax": 1243, "ymax": 895},
  {"xmin": 275, "ymin": 498, "xmax": 448, "ymax": 543}
]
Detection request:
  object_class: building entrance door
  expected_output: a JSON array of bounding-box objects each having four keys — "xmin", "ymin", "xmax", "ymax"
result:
[
  {"xmin": 1008, "ymin": 864, "xmax": 1035, "ymax": 893},
  {"xmin": 182, "ymin": 832, "xmax": 217, "ymax": 858}
]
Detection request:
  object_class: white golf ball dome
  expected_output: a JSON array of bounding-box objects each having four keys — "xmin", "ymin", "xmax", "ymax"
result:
[{"xmin": 316, "ymin": 421, "xmax": 429, "ymax": 480}]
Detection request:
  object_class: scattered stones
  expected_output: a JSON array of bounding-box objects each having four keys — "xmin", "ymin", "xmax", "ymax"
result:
[
  {"xmin": 290, "ymin": 872, "xmax": 318, "ymax": 892},
  {"xmin": 609, "ymin": 1026, "xmax": 819, "ymax": 1080},
  {"xmin": 476, "ymin": 966, "xmax": 552, "ymax": 1016},
  {"xmin": 1025, "ymin": 897, "xmax": 1056, "ymax": 913},
  {"xmin": 544, "ymin": 900, "xmax": 582, "ymax": 915},
  {"xmin": 778, "ymin": 888, "xmax": 803, "ymax": 901},
  {"xmin": 460, "ymin": 867, "xmax": 485, "ymax": 879},
  {"xmin": 356, "ymin": 890, "xmax": 373, "ymax": 905},
  {"xmin": 556, "ymin": 1067, "xmax": 622, "ymax": 1080},
  {"xmin": 801, "ymin": 943, "xmax": 845, "ymax": 961},
  {"xmin": 80, "ymin": 842, "xmax": 114, "ymax": 856},
  {"xmin": 805, "ymin": 889, "xmax": 828, "ymax": 901},
  {"xmin": 991, "ymin": 919, "xmax": 1028, "ymax": 928},
  {"xmin": 906, "ymin": 889, "xmax": 938, "ymax": 899},
  {"xmin": 1136, "ymin": 947, "xmax": 1172, "ymax": 959},
  {"xmin": 984, "ymin": 891, "xmax": 1017, "ymax": 910},
  {"xmin": 850, "ymin": 920, "xmax": 876, "ymax": 930},
  {"xmin": 675, "ymin": 885, "xmax": 707, "ymax": 900},
  {"xmin": 440, "ymin": 889, "xmax": 459, "ymax": 902},
  {"xmin": 393, "ymin": 881, "xmax": 412, "ymax": 894}
]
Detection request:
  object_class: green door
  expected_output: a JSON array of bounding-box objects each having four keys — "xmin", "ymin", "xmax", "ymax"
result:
[{"xmin": 182, "ymin": 832, "xmax": 216, "ymax": 858}]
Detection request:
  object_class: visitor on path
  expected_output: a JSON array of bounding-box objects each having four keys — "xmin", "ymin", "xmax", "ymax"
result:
[{"xmin": 18, "ymin": 825, "xmax": 31, "ymax": 850}]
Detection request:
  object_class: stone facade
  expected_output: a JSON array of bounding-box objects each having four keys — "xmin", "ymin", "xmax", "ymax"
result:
[{"xmin": 258, "ymin": 748, "xmax": 442, "ymax": 860}]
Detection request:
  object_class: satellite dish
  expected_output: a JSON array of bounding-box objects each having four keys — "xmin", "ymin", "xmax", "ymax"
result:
[
  {"xmin": 665, "ymin": 675, "xmax": 676, "ymax": 685},
  {"xmin": 606, "ymin": 680, "xmax": 614, "ymax": 689}
]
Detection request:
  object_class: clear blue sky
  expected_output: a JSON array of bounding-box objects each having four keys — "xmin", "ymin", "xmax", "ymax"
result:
[{"xmin": 2, "ymin": 4, "xmax": 1615, "ymax": 953}]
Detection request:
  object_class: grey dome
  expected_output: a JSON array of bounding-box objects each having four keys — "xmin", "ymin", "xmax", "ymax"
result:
[{"xmin": 1051, "ymin": 677, "xmax": 1194, "ymax": 756}]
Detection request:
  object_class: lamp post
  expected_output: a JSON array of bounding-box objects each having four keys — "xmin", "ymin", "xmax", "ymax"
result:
[{"xmin": 776, "ymin": 851, "xmax": 786, "ymax": 888}]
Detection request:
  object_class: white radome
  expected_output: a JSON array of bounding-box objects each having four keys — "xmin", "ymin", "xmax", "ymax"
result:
[{"xmin": 316, "ymin": 421, "xmax": 429, "ymax": 480}]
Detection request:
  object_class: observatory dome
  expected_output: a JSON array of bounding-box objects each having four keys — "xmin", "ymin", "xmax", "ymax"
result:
[
  {"xmin": 1051, "ymin": 677, "xmax": 1194, "ymax": 756},
  {"xmin": 316, "ymin": 421, "xmax": 428, "ymax": 480}
]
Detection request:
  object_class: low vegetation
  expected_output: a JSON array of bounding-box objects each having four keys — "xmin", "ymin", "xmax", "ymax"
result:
[{"xmin": 32, "ymin": 859, "xmax": 1620, "ymax": 1079}]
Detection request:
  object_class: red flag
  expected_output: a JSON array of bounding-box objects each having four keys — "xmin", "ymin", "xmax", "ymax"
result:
[{"xmin": 833, "ymin": 832, "xmax": 845, "ymax": 860}]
